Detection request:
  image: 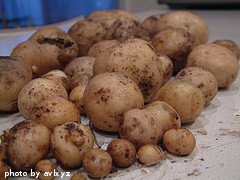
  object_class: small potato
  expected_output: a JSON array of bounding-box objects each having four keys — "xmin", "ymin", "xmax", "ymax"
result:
[
  {"xmin": 163, "ymin": 128, "xmax": 196, "ymax": 155},
  {"xmin": 0, "ymin": 144, "xmax": 6, "ymax": 161},
  {"xmin": 83, "ymin": 148, "xmax": 112, "ymax": 179},
  {"xmin": 68, "ymin": 19, "xmax": 106, "ymax": 56},
  {"xmin": 212, "ymin": 39, "xmax": 239, "ymax": 59},
  {"xmin": 71, "ymin": 173, "xmax": 86, "ymax": 180},
  {"xmin": 51, "ymin": 122, "xmax": 94, "ymax": 169},
  {"xmin": 158, "ymin": 55, "xmax": 173, "ymax": 84},
  {"xmin": 119, "ymin": 109, "xmax": 163, "ymax": 148},
  {"xmin": 18, "ymin": 78, "xmax": 68, "ymax": 120},
  {"xmin": 64, "ymin": 56, "xmax": 95, "ymax": 83},
  {"xmin": 187, "ymin": 44, "xmax": 239, "ymax": 88},
  {"xmin": 30, "ymin": 97, "xmax": 81, "ymax": 131},
  {"xmin": 176, "ymin": 67, "xmax": 218, "ymax": 106},
  {"xmin": 69, "ymin": 85, "xmax": 86, "ymax": 114},
  {"xmin": 137, "ymin": 145, "xmax": 164, "ymax": 166},
  {"xmin": 84, "ymin": 73, "xmax": 144, "ymax": 132},
  {"xmin": 0, "ymin": 161, "xmax": 9, "ymax": 180},
  {"xmin": 107, "ymin": 139, "xmax": 136, "ymax": 168},
  {"xmin": 35, "ymin": 160, "xmax": 56, "ymax": 180},
  {"xmin": 88, "ymin": 40, "xmax": 120, "ymax": 58},
  {"xmin": 70, "ymin": 73, "xmax": 92, "ymax": 90},
  {"xmin": 153, "ymin": 80, "xmax": 204, "ymax": 123},
  {"xmin": 42, "ymin": 69, "xmax": 70, "ymax": 92},
  {"xmin": 146, "ymin": 101, "xmax": 181, "ymax": 132},
  {"xmin": 141, "ymin": 14, "xmax": 164, "ymax": 37}
]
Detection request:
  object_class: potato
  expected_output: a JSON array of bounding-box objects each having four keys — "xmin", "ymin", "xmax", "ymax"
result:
[
  {"xmin": 88, "ymin": 40, "xmax": 120, "ymax": 58},
  {"xmin": 18, "ymin": 78, "xmax": 68, "ymax": 120},
  {"xmin": 6, "ymin": 121, "xmax": 51, "ymax": 171},
  {"xmin": 146, "ymin": 101, "xmax": 181, "ymax": 132},
  {"xmin": 69, "ymin": 85, "xmax": 86, "ymax": 114},
  {"xmin": 158, "ymin": 55, "xmax": 173, "ymax": 84},
  {"xmin": 0, "ymin": 56, "xmax": 32, "ymax": 112},
  {"xmin": 51, "ymin": 122, "xmax": 94, "ymax": 169},
  {"xmin": 0, "ymin": 144, "xmax": 6, "ymax": 162},
  {"xmin": 156, "ymin": 11, "xmax": 209, "ymax": 45},
  {"xmin": 187, "ymin": 44, "xmax": 239, "ymax": 88},
  {"xmin": 107, "ymin": 139, "xmax": 136, "ymax": 168},
  {"xmin": 137, "ymin": 145, "xmax": 164, "ymax": 166},
  {"xmin": 141, "ymin": 14, "xmax": 164, "ymax": 37},
  {"xmin": 71, "ymin": 173, "xmax": 86, "ymax": 180},
  {"xmin": 64, "ymin": 56, "xmax": 95, "ymax": 83},
  {"xmin": 212, "ymin": 39, "xmax": 240, "ymax": 59},
  {"xmin": 83, "ymin": 148, "xmax": 112, "ymax": 179},
  {"xmin": 163, "ymin": 128, "xmax": 196, "ymax": 155},
  {"xmin": 88, "ymin": 9, "xmax": 140, "ymax": 29},
  {"xmin": 176, "ymin": 67, "xmax": 218, "ymax": 106},
  {"xmin": 84, "ymin": 73, "xmax": 144, "ymax": 132},
  {"xmin": 30, "ymin": 97, "xmax": 80, "ymax": 131},
  {"xmin": 119, "ymin": 109, "xmax": 163, "ymax": 148},
  {"xmin": 68, "ymin": 19, "xmax": 106, "ymax": 56},
  {"xmin": 70, "ymin": 73, "xmax": 92, "ymax": 90},
  {"xmin": 11, "ymin": 27, "xmax": 78, "ymax": 76},
  {"xmin": 153, "ymin": 80, "xmax": 204, "ymax": 123},
  {"xmin": 105, "ymin": 17, "xmax": 150, "ymax": 42},
  {"xmin": 0, "ymin": 161, "xmax": 9, "ymax": 180},
  {"xmin": 42, "ymin": 69, "xmax": 70, "ymax": 92},
  {"xmin": 35, "ymin": 160, "xmax": 56, "ymax": 180},
  {"xmin": 93, "ymin": 38, "xmax": 163, "ymax": 103}
]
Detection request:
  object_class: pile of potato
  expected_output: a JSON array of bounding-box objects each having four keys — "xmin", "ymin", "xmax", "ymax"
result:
[{"xmin": 0, "ymin": 9, "xmax": 239, "ymax": 179}]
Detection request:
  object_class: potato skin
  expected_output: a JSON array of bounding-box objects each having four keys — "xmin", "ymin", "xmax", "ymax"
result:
[
  {"xmin": 69, "ymin": 85, "xmax": 86, "ymax": 114},
  {"xmin": 176, "ymin": 67, "xmax": 218, "ymax": 106},
  {"xmin": 119, "ymin": 109, "xmax": 163, "ymax": 148},
  {"xmin": 141, "ymin": 14, "xmax": 164, "ymax": 37},
  {"xmin": 30, "ymin": 97, "xmax": 81, "ymax": 131},
  {"xmin": 18, "ymin": 78, "xmax": 68, "ymax": 120},
  {"xmin": 35, "ymin": 160, "xmax": 56, "ymax": 180},
  {"xmin": 71, "ymin": 173, "xmax": 86, "ymax": 180},
  {"xmin": 51, "ymin": 122, "xmax": 94, "ymax": 169},
  {"xmin": 158, "ymin": 55, "xmax": 173, "ymax": 84},
  {"xmin": 0, "ymin": 56, "xmax": 32, "ymax": 112},
  {"xmin": 107, "ymin": 139, "xmax": 136, "ymax": 168},
  {"xmin": 84, "ymin": 73, "xmax": 144, "ymax": 132},
  {"xmin": 0, "ymin": 161, "xmax": 9, "ymax": 180},
  {"xmin": 163, "ymin": 128, "xmax": 196, "ymax": 155},
  {"xmin": 6, "ymin": 121, "xmax": 51, "ymax": 171},
  {"xmin": 153, "ymin": 80, "xmax": 204, "ymax": 123},
  {"xmin": 187, "ymin": 44, "xmax": 239, "ymax": 88},
  {"xmin": 94, "ymin": 39, "xmax": 163, "ymax": 103}
]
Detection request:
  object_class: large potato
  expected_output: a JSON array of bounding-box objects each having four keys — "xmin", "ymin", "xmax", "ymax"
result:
[
  {"xmin": 94, "ymin": 38, "xmax": 163, "ymax": 103},
  {"xmin": 187, "ymin": 44, "xmax": 239, "ymax": 88},
  {"xmin": 176, "ymin": 67, "xmax": 218, "ymax": 106},
  {"xmin": 18, "ymin": 78, "xmax": 68, "ymax": 120},
  {"xmin": 0, "ymin": 56, "xmax": 32, "ymax": 112},
  {"xmin": 84, "ymin": 73, "xmax": 144, "ymax": 132},
  {"xmin": 153, "ymin": 80, "xmax": 205, "ymax": 123}
]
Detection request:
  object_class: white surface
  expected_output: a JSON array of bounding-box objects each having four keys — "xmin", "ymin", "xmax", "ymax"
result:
[{"xmin": 0, "ymin": 7, "xmax": 240, "ymax": 180}]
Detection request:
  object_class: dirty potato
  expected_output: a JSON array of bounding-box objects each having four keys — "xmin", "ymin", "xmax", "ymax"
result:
[{"xmin": 158, "ymin": 55, "xmax": 173, "ymax": 84}]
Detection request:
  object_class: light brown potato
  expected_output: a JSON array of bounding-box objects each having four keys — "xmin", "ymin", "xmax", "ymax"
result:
[
  {"xmin": 141, "ymin": 14, "xmax": 164, "ymax": 37},
  {"xmin": 71, "ymin": 173, "xmax": 86, "ymax": 180},
  {"xmin": 146, "ymin": 101, "xmax": 181, "ymax": 132},
  {"xmin": 18, "ymin": 78, "xmax": 68, "ymax": 120},
  {"xmin": 88, "ymin": 40, "xmax": 120, "ymax": 58},
  {"xmin": 0, "ymin": 56, "xmax": 32, "ymax": 112},
  {"xmin": 6, "ymin": 121, "xmax": 51, "ymax": 171},
  {"xmin": 64, "ymin": 56, "xmax": 95, "ymax": 83},
  {"xmin": 30, "ymin": 97, "xmax": 81, "ymax": 131},
  {"xmin": 105, "ymin": 17, "xmax": 150, "ymax": 42},
  {"xmin": 156, "ymin": 11, "xmax": 209, "ymax": 45},
  {"xmin": 163, "ymin": 128, "xmax": 196, "ymax": 155},
  {"xmin": 153, "ymin": 80, "xmax": 205, "ymax": 123},
  {"xmin": 51, "ymin": 122, "xmax": 94, "ymax": 169},
  {"xmin": 0, "ymin": 161, "xmax": 9, "ymax": 180},
  {"xmin": 68, "ymin": 19, "xmax": 106, "ymax": 56},
  {"xmin": 84, "ymin": 73, "xmax": 144, "ymax": 132},
  {"xmin": 35, "ymin": 160, "xmax": 56, "ymax": 180},
  {"xmin": 212, "ymin": 39, "xmax": 240, "ymax": 59},
  {"xmin": 70, "ymin": 73, "xmax": 92, "ymax": 90},
  {"xmin": 69, "ymin": 85, "xmax": 86, "ymax": 114},
  {"xmin": 107, "ymin": 139, "xmax": 136, "ymax": 168},
  {"xmin": 94, "ymin": 39, "xmax": 163, "ymax": 103},
  {"xmin": 137, "ymin": 145, "xmax": 164, "ymax": 166},
  {"xmin": 158, "ymin": 55, "xmax": 173, "ymax": 84},
  {"xmin": 187, "ymin": 44, "xmax": 239, "ymax": 88},
  {"xmin": 83, "ymin": 149, "xmax": 112, "ymax": 179},
  {"xmin": 176, "ymin": 67, "xmax": 218, "ymax": 106},
  {"xmin": 119, "ymin": 109, "xmax": 163, "ymax": 148}
]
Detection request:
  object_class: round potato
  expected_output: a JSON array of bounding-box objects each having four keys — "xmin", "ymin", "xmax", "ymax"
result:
[
  {"xmin": 18, "ymin": 78, "xmax": 68, "ymax": 120},
  {"xmin": 146, "ymin": 101, "xmax": 181, "ymax": 132},
  {"xmin": 69, "ymin": 85, "xmax": 86, "ymax": 114},
  {"xmin": 187, "ymin": 44, "xmax": 239, "ymax": 88},
  {"xmin": 141, "ymin": 14, "xmax": 164, "ymax": 37},
  {"xmin": 94, "ymin": 38, "xmax": 163, "ymax": 103},
  {"xmin": 0, "ymin": 161, "xmax": 9, "ymax": 180},
  {"xmin": 153, "ymin": 80, "xmax": 205, "ymax": 123},
  {"xmin": 70, "ymin": 73, "xmax": 92, "ymax": 90},
  {"xmin": 163, "ymin": 128, "xmax": 196, "ymax": 155},
  {"xmin": 0, "ymin": 144, "xmax": 6, "ymax": 162},
  {"xmin": 84, "ymin": 73, "xmax": 144, "ymax": 132},
  {"xmin": 176, "ymin": 67, "xmax": 218, "ymax": 106},
  {"xmin": 35, "ymin": 160, "xmax": 56, "ymax": 180},
  {"xmin": 119, "ymin": 109, "xmax": 163, "ymax": 148},
  {"xmin": 158, "ymin": 55, "xmax": 173, "ymax": 84},
  {"xmin": 30, "ymin": 97, "xmax": 81, "ymax": 131}
]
